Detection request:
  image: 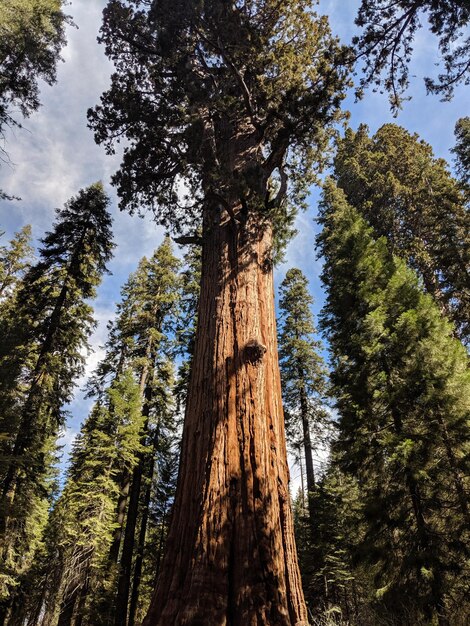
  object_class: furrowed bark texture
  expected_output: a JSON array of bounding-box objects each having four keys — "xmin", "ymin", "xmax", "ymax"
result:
[{"xmin": 143, "ymin": 208, "xmax": 307, "ymax": 625}]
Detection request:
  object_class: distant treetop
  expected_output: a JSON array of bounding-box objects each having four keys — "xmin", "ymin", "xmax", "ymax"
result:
[{"xmin": 0, "ymin": 0, "xmax": 69, "ymax": 136}]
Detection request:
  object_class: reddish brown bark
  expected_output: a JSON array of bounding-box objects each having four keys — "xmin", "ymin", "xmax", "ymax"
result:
[{"xmin": 143, "ymin": 206, "xmax": 307, "ymax": 625}]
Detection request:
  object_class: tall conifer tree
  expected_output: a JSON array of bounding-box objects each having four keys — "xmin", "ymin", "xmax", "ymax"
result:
[
  {"xmin": 333, "ymin": 124, "xmax": 470, "ymax": 342},
  {"xmin": 0, "ymin": 226, "xmax": 33, "ymax": 302},
  {"xmin": 24, "ymin": 370, "xmax": 143, "ymax": 626},
  {"xmin": 89, "ymin": 2, "xmax": 351, "ymax": 621},
  {"xmin": 111, "ymin": 238, "xmax": 181, "ymax": 626},
  {"xmin": 24, "ymin": 239, "xmax": 182, "ymax": 626},
  {"xmin": 278, "ymin": 268, "xmax": 328, "ymax": 521},
  {"xmin": 317, "ymin": 180, "xmax": 469, "ymax": 626},
  {"xmin": 0, "ymin": 184, "xmax": 113, "ymax": 619}
]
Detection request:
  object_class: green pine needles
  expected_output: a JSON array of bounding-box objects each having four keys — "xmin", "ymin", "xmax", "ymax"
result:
[
  {"xmin": 317, "ymin": 180, "xmax": 469, "ymax": 626},
  {"xmin": 0, "ymin": 183, "xmax": 114, "ymax": 616}
]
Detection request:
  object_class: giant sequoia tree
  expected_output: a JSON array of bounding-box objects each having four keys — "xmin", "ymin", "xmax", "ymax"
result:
[{"xmin": 89, "ymin": 1, "xmax": 351, "ymax": 623}]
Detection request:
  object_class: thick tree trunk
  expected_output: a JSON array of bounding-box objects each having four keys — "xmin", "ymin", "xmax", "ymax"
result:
[{"xmin": 143, "ymin": 206, "xmax": 307, "ymax": 625}]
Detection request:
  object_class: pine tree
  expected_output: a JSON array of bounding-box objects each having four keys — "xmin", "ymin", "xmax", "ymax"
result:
[
  {"xmin": 277, "ymin": 268, "xmax": 329, "ymax": 522},
  {"xmin": 0, "ymin": 225, "xmax": 33, "ymax": 302},
  {"xmin": 353, "ymin": 0, "xmax": 470, "ymax": 109},
  {"xmin": 293, "ymin": 465, "xmax": 368, "ymax": 624},
  {"xmin": 126, "ymin": 358, "xmax": 180, "ymax": 626},
  {"xmin": 111, "ymin": 239, "xmax": 181, "ymax": 626},
  {"xmin": 23, "ymin": 239, "xmax": 182, "ymax": 626},
  {"xmin": 333, "ymin": 123, "xmax": 470, "ymax": 342},
  {"xmin": 452, "ymin": 116, "xmax": 470, "ymax": 187},
  {"xmin": 26, "ymin": 369, "xmax": 144, "ymax": 626},
  {"xmin": 89, "ymin": 2, "xmax": 351, "ymax": 621},
  {"xmin": 0, "ymin": 183, "xmax": 113, "ymax": 619},
  {"xmin": 0, "ymin": 0, "xmax": 67, "ymax": 135},
  {"xmin": 317, "ymin": 180, "xmax": 470, "ymax": 626}
]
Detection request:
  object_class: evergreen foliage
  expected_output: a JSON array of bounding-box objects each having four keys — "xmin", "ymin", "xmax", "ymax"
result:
[
  {"xmin": 24, "ymin": 370, "xmax": 143, "ymax": 626},
  {"xmin": 18, "ymin": 238, "xmax": 182, "ymax": 626},
  {"xmin": 0, "ymin": 2, "xmax": 467, "ymax": 623},
  {"xmin": 88, "ymin": 237, "xmax": 181, "ymax": 399},
  {"xmin": 293, "ymin": 467, "xmax": 370, "ymax": 625},
  {"xmin": 88, "ymin": 0, "xmax": 352, "ymax": 235},
  {"xmin": 88, "ymin": 6, "xmax": 353, "ymax": 619},
  {"xmin": 125, "ymin": 358, "xmax": 180, "ymax": 626},
  {"xmin": 0, "ymin": 226, "xmax": 33, "ymax": 302},
  {"xmin": 354, "ymin": 0, "xmax": 470, "ymax": 109},
  {"xmin": 0, "ymin": 0, "xmax": 68, "ymax": 136},
  {"xmin": 0, "ymin": 183, "xmax": 113, "ymax": 616},
  {"xmin": 278, "ymin": 268, "xmax": 329, "ymax": 512},
  {"xmin": 333, "ymin": 123, "xmax": 470, "ymax": 342},
  {"xmin": 453, "ymin": 116, "xmax": 470, "ymax": 187},
  {"xmin": 317, "ymin": 179, "xmax": 470, "ymax": 625}
]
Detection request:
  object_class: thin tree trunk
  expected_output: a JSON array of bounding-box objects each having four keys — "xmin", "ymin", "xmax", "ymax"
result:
[
  {"xmin": 298, "ymin": 377, "xmax": 315, "ymax": 524},
  {"xmin": 109, "ymin": 475, "xmax": 131, "ymax": 565},
  {"xmin": 57, "ymin": 586, "xmax": 80, "ymax": 626},
  {"xmin": 298, "ymin": 451, "xmax": 305, "ymax": 508},
  {"xmin": 128, "ymin": 473, "xmax": 152, "ymax": 626},
  {"xmin": 114, "ymin": 393, "xmax": 153, "ymax": 626},
  {"xmin": 153, "ymin": 504, "xmax": 167, "ymax": 584},
  {"xmin": 143, "ymin": 206, "xmax": 307, "ymax": 625}
]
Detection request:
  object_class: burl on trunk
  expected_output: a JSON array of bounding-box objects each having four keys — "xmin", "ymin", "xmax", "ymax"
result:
[{"xmin": 144, "ymin": 207, "xmax": 307, "ymax": 625}]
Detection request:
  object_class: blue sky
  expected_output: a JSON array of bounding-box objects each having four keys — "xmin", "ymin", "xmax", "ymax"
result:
[{"xmin": 0, "ymin": 0, "xmax": 468, "ymax": 474}]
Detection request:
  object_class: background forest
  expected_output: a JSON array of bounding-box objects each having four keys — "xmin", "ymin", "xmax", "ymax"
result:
[{"xmin": 0, "ymin": 0, "xmax": 468, "ymax": 625}]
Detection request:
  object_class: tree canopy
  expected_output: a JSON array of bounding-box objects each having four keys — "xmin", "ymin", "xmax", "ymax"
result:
[
  {"xmin": 0, "ymin": 0, "xmax": 68, "ymax": 139},
  {"xmin": 89, "ymin": 0, "xmax": 352, "ymax": 234},
  {"xmin": 354, "ymin": 0, "xmax": 470, "ymax": 109},
  {"xmin": 333, "ymin": 123, "xmax": 470, "ymax": 342}
]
